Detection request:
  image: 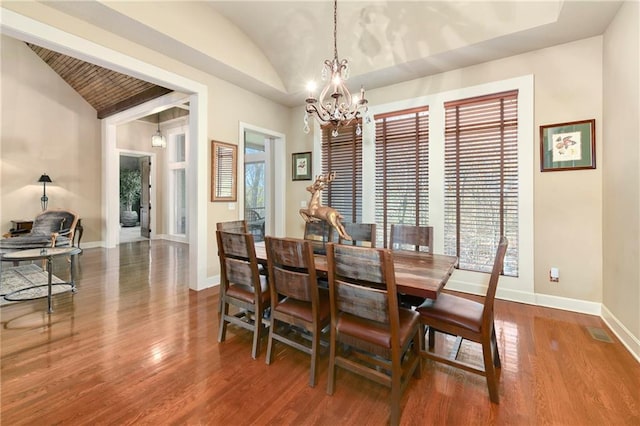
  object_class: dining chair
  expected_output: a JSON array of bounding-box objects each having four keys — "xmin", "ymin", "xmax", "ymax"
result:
[
  {"xmin": 326, "ymin": 243, "xmax": 422, "ymax": 426},
  {"xmin": 264, "ymin": 236, "xmax": 331, "ymax": 387},
  {"xmin": 389, "ymin": 224, "xmax": 434, "ymax": 253},
  {"xmin": 216, "ymin": 230, "xmax": 271, "ymax": 359},
  {"xmin": 389, "ymin": 224, "xmax": 435, "ymax": 308},
  {"xmin": 216, "ymin": 219, "xmax": 248, "ymax": 233},
  {"xmin": 304, "ymin": 220, "xmax": 334, "ymax": 254},
  {"xmin": 417, "ymin": 236, "xmax": 508, "ymax": 403},
  {"xmin": 338, "ymin": 222, "xmax": 376, "ymax": 247}
]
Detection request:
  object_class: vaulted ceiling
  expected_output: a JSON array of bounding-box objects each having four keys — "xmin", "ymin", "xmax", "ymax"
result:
[
  {"xmin": 24, "ymin": 1, "xmax": 624, "ymax": 112},
  {"xmin": 26, "ymin": 43, "xmax": 173, "ymax": 119}
]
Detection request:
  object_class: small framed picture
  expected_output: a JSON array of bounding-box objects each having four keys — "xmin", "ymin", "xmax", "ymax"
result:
[
  {"xmin": 540, "ymin": 119, "xmax": 596, "ymax": 172},
  {"xmin": 292, "ymin": 152, "xmax": 312, "ymax": 181}
]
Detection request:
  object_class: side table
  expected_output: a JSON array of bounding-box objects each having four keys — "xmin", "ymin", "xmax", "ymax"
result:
[{"xmin": 1, "ymin": 247, "xmax": 81, "ymax": 313}]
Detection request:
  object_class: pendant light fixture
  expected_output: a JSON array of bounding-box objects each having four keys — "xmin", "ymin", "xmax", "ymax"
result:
[
  {"xmin": 151, "ymin": 113, "xmax": 166, "ymax": 148},
  {"xmin": 303, "ymin": 0, "xmax": 369, "ymax": 137}
]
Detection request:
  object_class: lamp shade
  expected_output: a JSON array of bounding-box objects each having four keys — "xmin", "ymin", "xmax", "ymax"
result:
[
  {"xmin": 38, "ymin": 174, "xmax": 52, "ymax": 183},
  {"xmin": 151, "ymin": 131, "xmax": 166, "ymax": 148}
]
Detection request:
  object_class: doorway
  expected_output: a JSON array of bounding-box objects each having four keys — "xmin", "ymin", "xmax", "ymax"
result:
[
  {"xmin": 119, "ymin": 154, "xmax": 151, "ymax": 243},
  {"xmin": 240, "ymin": 124, "xmax": 286, "ymax": 239}
]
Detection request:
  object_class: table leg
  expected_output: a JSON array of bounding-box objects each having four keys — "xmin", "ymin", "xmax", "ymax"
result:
[
  {"xmin": 47, "ymin": 257, "xmax": 53, "ymax": 313},
  {"xmin": 70, "ymin": 253, "xmax": 77, "ymax": 292}
]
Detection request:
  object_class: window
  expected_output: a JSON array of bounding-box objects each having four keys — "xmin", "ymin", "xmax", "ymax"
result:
[
  {"xmin": 444, "ymin": 90, "xmax": 519, "ymax": 276},
  {"xmin": 321, "ymin": 122, "xmax": 362, "ymax": 223},
  {"xmin": 169, "ymin": 131, "xmax": 187, "ymax": 236},
  {"xmin": 375, "ymin": 107, "xmax": 429, "ymax": 247}
]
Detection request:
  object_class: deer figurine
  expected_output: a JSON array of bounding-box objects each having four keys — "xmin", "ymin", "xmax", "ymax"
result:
[{"xmin": 299, "ymin": 172, "xmax": 351, "ymax": 241}]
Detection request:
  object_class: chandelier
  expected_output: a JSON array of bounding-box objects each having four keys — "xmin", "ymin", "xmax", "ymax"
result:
[{"xmin": 303, "ymin": 0, "xmax": 369, "ymax": 137}]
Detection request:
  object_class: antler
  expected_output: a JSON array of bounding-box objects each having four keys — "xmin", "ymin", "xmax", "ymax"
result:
[{"xmin": 317, "ymin": 172, "xmax": 337, "ymax": 183}]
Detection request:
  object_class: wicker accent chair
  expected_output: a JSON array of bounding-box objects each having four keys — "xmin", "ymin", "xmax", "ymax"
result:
[{"xmin": 0, "ymin": 209, "xmax": 79, "ymax": 252}]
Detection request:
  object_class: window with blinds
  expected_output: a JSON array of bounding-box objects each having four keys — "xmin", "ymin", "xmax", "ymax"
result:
[
  {"xmin": 444, "ymin": 90, "xmax": 519, "ymax": 276},
  {"xmin": 374, "ymin": 107, "xmax": 429, "ymax": 248},
  {"xmin": 321, "ymin": 122, "xmax": 362, "ymax": 223}
]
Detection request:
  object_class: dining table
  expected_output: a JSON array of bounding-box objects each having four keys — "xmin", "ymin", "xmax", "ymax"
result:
[{"xmin": 253, "ymin": 241, "xmax": 458, "ymax": 300}]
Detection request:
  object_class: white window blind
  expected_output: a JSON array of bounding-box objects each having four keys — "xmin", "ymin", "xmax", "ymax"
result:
[
  {"xmin": 374, "ymin": 107, "xmax": 429, "ymax": 248},
  {"xmin": 321, "ymin": 122, "xmax": 362, "ymax": 223},
  {"xmin": 444, "ymin": 90, "xmax": 519, "ymax": 276}
]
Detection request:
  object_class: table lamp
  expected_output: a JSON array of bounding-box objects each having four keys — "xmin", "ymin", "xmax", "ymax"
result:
[{"xmin": 38, "ymin": 173, "xmax": 52, "ymax": 211}]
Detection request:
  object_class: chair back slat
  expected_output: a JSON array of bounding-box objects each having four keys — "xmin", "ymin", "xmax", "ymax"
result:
[
  {"xmin": 339, "ymin": 223, "xmax": 376, "ymax": 247},
  {"xmin": 304, "ymin": 221, "xmax": 334, "ymax": 254},
  {"xmin": 266, "ymin": 236, "xmax": 316, "ymax": 303},
  {"xmin": 216, "ymin": 220, "xmax": 248, "ymax": 233},
  {"xmin": 389, "ymin": 224, "xmax": 433, "ymax": 253},
  {"xmin": 329, "ymin": 243, "xmax": 399, "ymax": 324},
  {"xmin": 333, "ymin": 244, "xmax": 386, "ymax": 284},
  {"xmin": 216, "ymin": 230, "xmax": 260, "ymax": 291},
  {"xmin": 335, "ymin": 280, "xmax": 389, "ymax": 323},
  {"xmin": 218, "ymin": 230, "xmax": 251, "ymax": 259}
]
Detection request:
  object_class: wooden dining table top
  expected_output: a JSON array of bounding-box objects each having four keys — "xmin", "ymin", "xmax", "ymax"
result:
[{"xmin": 253, "ymin": 241, "xmax": 458, "ymax": 300}]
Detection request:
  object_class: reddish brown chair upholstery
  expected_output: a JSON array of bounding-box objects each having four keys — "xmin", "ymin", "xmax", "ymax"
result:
[
  {"xmin": 338, "ymin": 222, "xmax": 376, "ymax": 247},
  {"xmin": 417, "ymin": 236, "xmax": 508, "ymax": 403},
  {"xmin": 264, "ymin": 236, "xmax": 330, "ymax": 387},
  {"xmin": 326, "ymin": 243, "xmax": 421, "ymax": 426},
  {"xmin": 217, "ymin": 230, "xmax": 270, "ymax": 359}
]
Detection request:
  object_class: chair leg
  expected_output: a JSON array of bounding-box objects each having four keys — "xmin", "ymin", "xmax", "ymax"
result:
[
  {"xmin": 326, "ymin": 330, "xmax": 337, "ymax": 395},
  {"xmin": 412, "ymin": 329, "xmax": 422, "ymax": 379},
  {"xmin": 309, "ymin": 325, "xmax": 320, "ymax": 388},
  {"xmin": 251, "ymin": 313, "xmax": 262, "ymax": 359},
  {"xmin": 218, "ymin": 299, "xmax": 229, "ymax": 343},
  {"xmin": 265, "ymin": 318, "xmax": 276, "ymax": 365},
  {"xmin": 428, "ymin": 326, "xmax": 436, "ymax": 350},
  {"xmin": 390, "ymin": 364, "xmax": 402, "ymax": 426},
  {"xmin": 491, "ymin": 327, "xmax": 501, "ymax": 368},
  {"xmin": 482, "ymin": 339, "xmax": 500, "ymax": 403}
]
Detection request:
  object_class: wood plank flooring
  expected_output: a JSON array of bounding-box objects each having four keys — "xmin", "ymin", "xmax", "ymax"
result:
[{"xmin": 2, "ymin": 240, "xmax": 639, "ymax": 425}]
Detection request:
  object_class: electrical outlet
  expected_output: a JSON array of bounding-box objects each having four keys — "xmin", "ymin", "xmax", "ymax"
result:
[{"xmin": 550, "ymin": 267, "xmax": 559, "ymax": 282}]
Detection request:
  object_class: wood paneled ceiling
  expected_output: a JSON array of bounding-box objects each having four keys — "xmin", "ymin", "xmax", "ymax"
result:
[{"xmin": 27, "ymin": 43, "xmax": 172, "ymax": 119}]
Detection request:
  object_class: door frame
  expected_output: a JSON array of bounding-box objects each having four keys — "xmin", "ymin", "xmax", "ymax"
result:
[
  {"xmin": 238, "ymin": 122, "xmax": 286, "ymax": 237},
  {"xmin": 118, "ymin": 150, "xmax": 156, "ymax": 242},
  {"xmin": 2, "ymin": 9, "xmax": 209, "ymax": 291}
]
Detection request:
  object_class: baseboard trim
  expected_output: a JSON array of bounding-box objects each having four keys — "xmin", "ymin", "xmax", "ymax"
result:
[{"xmin": 601, "ymin": 304, "xmax": 640, "ymax": 363}]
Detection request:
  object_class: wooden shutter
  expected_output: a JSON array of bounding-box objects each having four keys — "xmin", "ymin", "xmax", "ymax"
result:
[
  {"xmin": 444, "ymin": 90, "xmax": 518, "ymax": 276},
  {"xmin": 321, "ymin": 122, "xmax": 362, "ymax": 223},
  {"xmin": 375, "ymin": 107, "xmax": 429, "ymax": 248}
]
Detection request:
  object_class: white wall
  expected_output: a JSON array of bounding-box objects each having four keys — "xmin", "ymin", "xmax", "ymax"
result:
[
  {"xmin": 0, "ymin": 35, "xmax": 102, "ymax": 244},
  {"xmin": 602, "ymin": 0, "xmax": 640, "ymax": 358}
]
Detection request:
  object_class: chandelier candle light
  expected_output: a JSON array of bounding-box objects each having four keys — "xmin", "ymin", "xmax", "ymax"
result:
[{"xmin": 304, "ymin": 0, "xmax": 369, "ymax": 137}]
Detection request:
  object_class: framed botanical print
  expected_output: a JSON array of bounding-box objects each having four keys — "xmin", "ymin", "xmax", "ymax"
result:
[
  {"xmin": 540, "ymin": 119, "xmax": 596, "ymax": 172},
  {"xmin": 292, "ymin": 151, "xmax": 312, "ymax": 181}
]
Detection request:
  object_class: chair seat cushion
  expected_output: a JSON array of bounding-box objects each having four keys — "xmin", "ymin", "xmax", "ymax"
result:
[
  {"xmin": 226, "ymin": 275, "xmax": 269, "ymax": 305},
  {"xmin": 337, "ymin": 307, "xmax": 419, "ymax": 349},
  {"xmin": 417, "ymin": 293, "xmax": 483, "ymax": 333},
  {"xmin": 274, "ymin": 288, "xmax": 330, "ymax": 323}
]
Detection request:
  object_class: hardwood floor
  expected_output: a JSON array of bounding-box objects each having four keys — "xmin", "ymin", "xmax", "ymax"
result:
[{"xmin": 1, "ymin": 240, "xmax": 639, "ymax": 425}]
